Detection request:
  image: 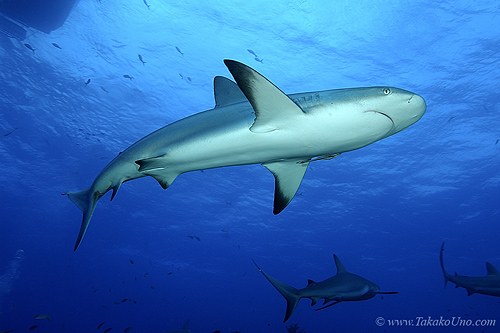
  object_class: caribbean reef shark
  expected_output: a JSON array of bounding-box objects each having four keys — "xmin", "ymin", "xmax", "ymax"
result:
[
  {"xmin": 253, "ymin": 256, "xmax": 397, "ymax": 322},
  {"xmin": 66, "ymin": 59, "xmax": 426, "ymax": 250},
  {"xmin": 440, "ymin": 242, "xmax": 500, "ymax": 297}
]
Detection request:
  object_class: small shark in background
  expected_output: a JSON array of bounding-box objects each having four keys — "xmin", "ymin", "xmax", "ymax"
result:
[
  {"xmin": 166, "ymin": 320, "xmax": 191, "ymax": 333},
  {"xmin": 440, "ymin": 242, "xmax": 500, "ymax": 297},
  {"xmin": 65, "ymin": 59, "xmax": 426, "ymax": 250},
  {"xmin": 253, "ymin": 256, "xmax": 397, "ymax": 322},
  {"xmin": 143, "ymin": 0, "xmax": 151, "ymax": 10}
]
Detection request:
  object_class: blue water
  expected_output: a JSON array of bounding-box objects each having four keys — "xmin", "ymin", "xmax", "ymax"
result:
[{"xmin": 1, "ymin": 0, "xmax": 499, "ymax": 332}]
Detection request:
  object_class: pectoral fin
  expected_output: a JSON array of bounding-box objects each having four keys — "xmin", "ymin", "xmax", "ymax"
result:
[
  {"xmin": 263, "ymin": 161, "xmax": 309, "ymax": 214},
  {"xmin": 213, "ymin": 76, "xmax": 246, "ymax": 107},
  {"xmin": 314, "ymin": 300, "xmax": 341, "ymax": 311}
]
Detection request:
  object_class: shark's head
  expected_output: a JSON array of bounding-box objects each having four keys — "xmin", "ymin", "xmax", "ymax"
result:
[{"xmin": 367, "ymin": 86, "xmax": 426, "ymax": 137}]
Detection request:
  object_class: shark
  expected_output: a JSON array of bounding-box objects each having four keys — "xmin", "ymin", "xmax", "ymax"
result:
[
  {"xmin": 440, "ymin": 242, "xmax": 500, "ymax": 297},
  {"xmin": 166, "ymin": 319, "xmax": 191, "ymax": 333},
  {"xmin": 252, "ymin": 256, "xmax": 398, "ymax": 322},
  {"xmin": 65, "ymin": 59, "xmax": 426, "ymax": 250}
]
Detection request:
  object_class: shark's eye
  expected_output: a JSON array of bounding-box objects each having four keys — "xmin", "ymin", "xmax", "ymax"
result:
[{"xmin": 383, "ymin": 88, "xmax": 392, "ymax": 95}]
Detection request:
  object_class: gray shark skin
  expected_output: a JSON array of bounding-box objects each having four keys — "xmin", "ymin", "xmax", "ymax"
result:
[
  {"xmin": 65, "ymin": 59, "xmax": 426, "ymax": 250},
  {"xmin": 252, "ymin": 256, "xmax": 398, "ymax": 322},
  {"xmin": 166, "ymin": 319, "xmax": 191, "ymax": 333},
  {"xmin": 440, "ymin": 242, "xmax": 500, "ymax": 297}
]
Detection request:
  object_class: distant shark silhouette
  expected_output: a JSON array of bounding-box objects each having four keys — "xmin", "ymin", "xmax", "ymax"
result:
[
  {"xmin": 252, "ymin": 256, "xmax": 398, "ymax": 322},
  {"xmin": 440, "ymin": 242, "xmax": 500, "ymax": 297},
  {"xmin": 65, "ymin": 59, "xmax": 426, "ymax": 250},
  {"xmin": 166, "ymin": 319, "xmax": 191, "ymax": 333}
]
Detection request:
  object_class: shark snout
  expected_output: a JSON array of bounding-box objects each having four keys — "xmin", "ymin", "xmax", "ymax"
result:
[
  {"xmin": 384, "ymin": 91, "xmax": 426, "ymax": 135},
  {"xmin": 407, "ymin": 93, "xmax": 426, "ymax": 119}
]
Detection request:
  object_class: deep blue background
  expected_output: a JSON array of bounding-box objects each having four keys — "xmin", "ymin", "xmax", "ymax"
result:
[{"xmin": 0, "ymin": 0, "xmax": 499, "ymax": 332}]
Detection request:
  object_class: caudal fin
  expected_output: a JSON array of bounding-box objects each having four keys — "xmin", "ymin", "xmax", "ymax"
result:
[
  {"xmin": 252, "ymin": 259, "xmax": 301, "ymax": 322},
  {"xmin": 64, "ymin": 187, "xmax": 101, "ymax": 251},
  {"xmin": 440, "ymin": 242, "xmax": 451, "ymax": 288}
]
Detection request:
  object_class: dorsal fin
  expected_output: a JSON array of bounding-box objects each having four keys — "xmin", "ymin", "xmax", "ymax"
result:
[
  {"xmin": 213, "ymin": 76, "xmax": 246, "ymax": 107},
  {"xmin": 307, "ymin": 279, "xmax": 317, "ymax": 286},
  {"xmin": 486, "ymin": 262, "xmax": 500, "ymax": 275},
  {"xmin": 182, "ymin": 319, "xmax": 190, "ymax": 330},
  {"xmin": 334, "ymin": 255, "xmax": 347, "ymax": 274},
  {"xmin": 224, "ymin": 59, "xmax": 305, "ymax": 133}
]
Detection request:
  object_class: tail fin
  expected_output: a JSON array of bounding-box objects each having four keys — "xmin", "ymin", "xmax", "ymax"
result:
[
  {"xmin": 440, "ymin": 242, "xmax": 451, "ymax": 288},
  {"xmin": 252, "ymin": 259, "xmax": 301, "ymax": 322},
  {"xmin": 64, "ymin": 187, "xmax": 101, "ymax": 251}
]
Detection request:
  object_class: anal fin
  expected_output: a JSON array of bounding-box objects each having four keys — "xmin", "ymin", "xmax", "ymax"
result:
[{"xmin": 263, "ymin": 160, "xmax": 309, "ymax": 214}]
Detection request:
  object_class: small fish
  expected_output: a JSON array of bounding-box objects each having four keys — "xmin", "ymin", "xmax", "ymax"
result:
[
  {"xmin": 97, "ymin": 322, "xmax": 105, "ymax": 329},
  {"xmin": 29, "ymin": 326, "xmax": 39, "ymax": 330},
  {"xmin": 167, "ymin": 272, "xmax": 173, "ymax": 275},
  {"xmin": 121, "ymin": 298, "xmax": 130, "ymax": 303},
  {"xmin": 3, "ymin": 127, "xmax": 18, "ymax": 136},
  {"xmin": 34, "ymin": 313, "xmax": 51, "ymax": 321},
  {"xmin": 104, "ymin": 328, "xmax": 113, "ymax": 333},
  {"xmin": 100, "ymin": 86, "xmax": 109, "ymax": 93},
  {"xmin": 175, "ymin": 46, "xmax": 184, "ymax": 55},
  {"xmin": 221, "ymin": 229, "xmax": 228, "ymax": 233},
  {"xmin": 194, "ymin": 236, "xmax": 201, "ymax": 241},
  {"xmin": 247, "ymin": 49, "xmax": 257, "ymax": 56},
  {"xmin": 138, "ymin": 54, "xmax": 146, "ymax": 66},
  {"xmin": 85, "ymin": 79, "xmax": 91, "ymax": 86},
  {"xmin": 52, "ymin": 43, "xmax": 62, "ymax": 49},
  {"xmin": 24, "ymin": 43, "xmax": 35, "ymax": 53},
  {"xmin": 144, "ymin": 273, "xmax": 149, "ymax": 277},
  {"xmin": 143, "ymin": 0, "xmax": 150, "ymax": 9},
  {"xmin": 187, "ymin": 235, "xmax": 194, "ymax": 239},
  {"xmin": 124, "ymin": 327, "xmax": 133, "ymax": 332},
  {"xmin": 496, "ymin": 139, "xmax": 499, "ymax": 145},
  {"xmin": 254, "ymin": 57, "xmax": 264, "ymax": 63},
  {"xmin": 129, "ymin": 259, "xmax": 134, "ymax": 264},
  {"xmin": 123, "ymin": 75, "xmax": 134, "ymax": 80},
  {"xmin": 150, "ymin": 285, "xmax": 155, "ymax": 289}
]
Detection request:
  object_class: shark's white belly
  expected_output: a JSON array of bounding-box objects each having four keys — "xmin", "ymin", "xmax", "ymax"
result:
[{"xmin": 137, "ymin": 104, "xmax": 393, "ymax": 174}]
